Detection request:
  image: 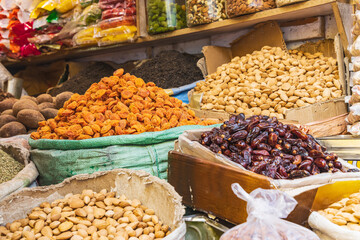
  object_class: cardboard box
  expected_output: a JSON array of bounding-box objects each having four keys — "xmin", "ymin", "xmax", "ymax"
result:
[
  {"xmin": 191, "ymin": 21, "xmax": 348, "ymax": 125},
  {"xmin": 168, "ymin": 151, "xmax": 360, "ymax": 226}
]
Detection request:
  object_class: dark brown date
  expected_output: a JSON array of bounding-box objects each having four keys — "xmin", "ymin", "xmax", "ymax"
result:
[{"xmin": 199, "ymin": 114, "xmax": 343, "ymax": 180}]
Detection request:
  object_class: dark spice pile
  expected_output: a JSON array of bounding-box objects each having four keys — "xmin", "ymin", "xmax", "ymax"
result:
[
  {"xmin": 130, "ymin": 50, "xmax": 204, "ymax": 89},
  {"xmin": 48, "ymin": 62, "xmax": 116, "ymax": 96},
  {"xmin": 0, "ymin": 89, "xmax": 13, "ymax": 101}
]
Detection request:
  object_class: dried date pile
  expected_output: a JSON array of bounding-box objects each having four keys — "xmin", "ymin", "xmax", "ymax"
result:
[{"xmin": 200, "ymin": 114, "xmax": 348, "ymax": 179}]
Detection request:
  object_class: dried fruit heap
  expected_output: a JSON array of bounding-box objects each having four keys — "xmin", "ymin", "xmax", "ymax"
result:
[
  {"xmin": 31, "ymin": 69, "xmax": 210, "ymax": 140},
  {"xmin": 200, "ymin": 114, "xmax": 349, "ymax": 179}
]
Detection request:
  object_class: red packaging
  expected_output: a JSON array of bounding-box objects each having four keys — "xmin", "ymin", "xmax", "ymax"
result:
[
  {"xmin": 101, "ymin": 7, "xmax": 136, "ymax": 20},
  {"xmin": 99, "ymin": 16, "xmax": 136, "ymax": 29}
]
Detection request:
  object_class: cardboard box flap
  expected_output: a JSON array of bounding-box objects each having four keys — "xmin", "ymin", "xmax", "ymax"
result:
[
  {"xmin": 231, "ymin": 21, "xmax": 287, "ymax": 58},
  {"xmin": 202, "ymin": 46, "xmax": 232, "ymax": 75},
  {"xmin": 294, "ymin": 39, "xmax": 336, "ymax": 58}
]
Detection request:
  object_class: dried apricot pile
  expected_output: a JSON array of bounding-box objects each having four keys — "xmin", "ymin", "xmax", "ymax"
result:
[{"xmin": 31, "ymin": 69, "xmax": 212, "ymax": 140}]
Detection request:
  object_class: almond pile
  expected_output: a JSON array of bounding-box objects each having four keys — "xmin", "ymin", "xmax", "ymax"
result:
[
  {"xmin": 31, "ymin": 69, "xmax": 213, "ymax": 140},
  {"xmin": 0, "ymin": 189, "xmax": 171, "ymax": 240},
  {"xmin": 194, "ymin": 46, "xmax": 342, "ymax": 118}
]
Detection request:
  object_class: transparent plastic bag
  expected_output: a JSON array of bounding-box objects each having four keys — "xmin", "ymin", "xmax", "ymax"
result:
[
  {"xmin": 94, "ymin": 25, "xmax": 137, "ymax": 37},
  {"xmin": 352, "ymin": 71, "xmax": 360, "ymax": 86},
  {"xmin": 97, "ymin": 32, "xmax": 136, "ymax": 46},
  {"xmin": 349, "ymin": 85, "xmax": 360, "ymax": 105},
  {"xmin": 350, "ymin": 36, "xmax": 360, "ymax": 56},
  {"xmin": 353, "ymin": 57, "xmax": 360, "ymax": 72},
  {"xmin": 186, "ymin": 0, "xmax": 227, "ymax": 27},
  {"xmin": 346, "ymin": 111, "xmax": 360, "ymax": 125},
  {"xmin": 220, "ymin": 183, "xmax": 320, "ymax": 240},
  {"xmin": 73, "ymin": 26, "xmax": 100, "ymax": 45},
  {"xmin": 348, "ymin": 122, "xmax": 360, "ymax": 136},
  {"xmin": 352, "ymin": 11, "xmax": 360, "ymax": 36},
  {"xmin": 226, "ymin": 0, "xmax": 275, "ymax": 18},
  {"xmin": 98, "ymin": 16, "xmax": 136, "ymax": 30}
]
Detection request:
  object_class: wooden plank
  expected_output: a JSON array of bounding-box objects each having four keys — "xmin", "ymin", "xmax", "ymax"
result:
[
  {"xmin": 168, "ymin": 151, "xmax": 272, "ymax": 224},
  {"xmin": 3, "ymin": 0, "xmax": 336, "ymax": 68},
  {"xmin": 331, "ymin": 2, "xmax": 350, "ymax": 57}
]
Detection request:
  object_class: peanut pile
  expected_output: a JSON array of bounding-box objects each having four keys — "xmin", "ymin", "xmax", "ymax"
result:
[
  {"xmin": 319, "ymin": 190, "xmax": 360, "ymax": 231},
  {"xmin": 31, "ymin": 69, "xmax": 213, "ymax": 140},
  {"xmin": 194, "ymin": 46, "xmax": 342, "ymax": 119},
  {"xmin": 0, "ymin": 189, "xmax": 171, "ymax": 240}
]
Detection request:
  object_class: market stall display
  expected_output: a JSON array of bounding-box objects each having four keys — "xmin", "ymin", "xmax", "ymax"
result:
[
  {"xmin": 0, "ymin": 149, "xmax": 23, "ymax": 183},
  {"xmin": 220, "ymin": 183, "xmax": 319, "ymax": 240},
  {"xmin": 0, "ymin": 169, "xmax": 186, "ymax": 239},
  {"xmin": 0, "ymin": 92, "xmax": 73, "ymax": 137},
  {"xmin": 275, "ymin": 0, "xmax": 308, "ymax": 7},
  {"xmin": 194, "ymin": 46, "xmax": 342, "ymax": 119}
]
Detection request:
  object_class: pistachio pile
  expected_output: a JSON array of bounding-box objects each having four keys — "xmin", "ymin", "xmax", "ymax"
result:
[
  {"xmin": 194, "ymin": 46, "xmax": 342, "ymax": 119},
  {"xmin": 0, "ymin": 189, "xmax": 172, "ymax": 240}
]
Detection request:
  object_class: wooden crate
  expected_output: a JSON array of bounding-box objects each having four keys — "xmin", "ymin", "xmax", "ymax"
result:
[{"xmin": 168, "ymin": 151, "xmax": 318, "ymax": 225}]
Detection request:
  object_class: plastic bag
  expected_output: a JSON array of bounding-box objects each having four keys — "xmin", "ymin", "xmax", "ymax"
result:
[
  {"xmin": 95, "ymin": 25, "xmax": 136, "ymax": 37},
  {"xmin": 352, "ymin": 71, "xmax": 360, "ymax": 86},
  {"xmin": 30, "ymin": 0, "xmax": 58, "ymax": 19},
  {"xmin": 73, "ymin": 26, "xmax": 99, "ymax": 45},
  {"xmin": 98, "ymin": 16, "xmax": 136, "ymax": 30},
  {"xmin": 353, "ymin": 57, "xmax": 360, "ymax": 72},
  {"xmin": 80, "ymin": 0, "xmax": 99, "ymax": 8},
  {"xmin": 97, "ymin": 32, "xmax": 135, "ymax": 46},
  {"xmin": 356, "ymin": 0, "xmax": 360, "ymax": 11},
  {"xmin": 77, "ymin": 4, "xmax": 102, "ymax": 26},
  {"xmin": 56, "ymin": 0, "xmax": 79, "ymax": 13},
  {"xmin": 346, "ymin": 111, "xmax": 360, "ymax": 125},
  {"xmin": 349, "ymin": 85, "xmax": 360, "ymax": 105},
  {"xmin": 353, "ymin": 11, "xmax": 360, "ymax": 36},
  {"xmin": 350, "ymin": 36, "xmax": 360, "ymax": 56},
  {"xmin": 348, "ymin": 122, "xmax": 360, "ymax": 136},
  {"xmin": 220, "ymin": 183, "xmax": 320, "ymax": 240}
]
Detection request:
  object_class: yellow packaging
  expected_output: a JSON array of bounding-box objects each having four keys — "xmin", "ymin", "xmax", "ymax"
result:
[
  {"xmin": 73, "ymin": 26, "xmax": 100, "ymax": 46},
  {"xmin": 98, "ymin": 32, "xmax": 136, "ymax": 46},
  {"xmin": 56, "ymin": 0, "xmax": 79, "ymax": 13},
  {"xmin": 30, "ymin": 0, "xmax": 57, "ymax": 19},
  {"xmin": 97, "ymin": 25, "xmax": 137, "ymax": 37}
]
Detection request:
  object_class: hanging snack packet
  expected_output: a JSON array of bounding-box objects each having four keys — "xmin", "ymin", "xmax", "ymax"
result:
[{"xmin": 220, "ymin": 183, "xmax": 320, "ymax": 240}]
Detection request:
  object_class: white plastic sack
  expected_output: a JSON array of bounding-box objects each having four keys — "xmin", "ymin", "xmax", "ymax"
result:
[
  {"xmin": 352, "ymin": 57, "xmax": 360, "ymax": 72},
  {"xmin": 220, "ymin": 183, "xmax": 319, "ymax": 240},
  {"xmin": 350, "ymin": 37, "xmax": 360, "ymax": 56},
  {"xmin": 309, "ymin": 212, "xmax": 360, "ymax": 240},
  {"xmin": 351, "ymin": 71, "xmax": 360, "ymax": 86},
  {"xmin": 0, "ymin": 0, "xmax": 16, "ymax": 11},
  {"xmin": 348, "ymin": 122, "xmax": 360, "ymax": 136}
]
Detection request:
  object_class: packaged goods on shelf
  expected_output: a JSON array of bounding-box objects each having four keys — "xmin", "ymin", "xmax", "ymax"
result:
[
  {"xmin": 73, "ymin": 26, "xmax": 100, "ymax": 45},
  {"xmin": 0, "ymin": 169, "xmax": 186, "ymax": 239},
  {"xmin": 221, "ymin": 183, "xmax": 319, "ymax": 240},
  {"xmin": 275, "ymin": 0, "xmax": 308, "ymax": 7},
  {"xmin": 147, "ymin": 0, "xmax": 187, "ymax": 34},
  {"xmin": 225, "ymin": 0, "xmax": 275, "ymax": 18},
  {"xmin": 186, "ymin": 0, "xmax": 227, "ymax": 27}
]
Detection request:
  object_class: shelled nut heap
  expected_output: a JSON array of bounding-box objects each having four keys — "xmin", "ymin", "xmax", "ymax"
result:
[
  {"xmin": 194, "ymin": 46, "xmax": 342, "ymax": 119},
  {"xmin": 0, "ymin": 189, "xmax": 171, "ymax": 240}
]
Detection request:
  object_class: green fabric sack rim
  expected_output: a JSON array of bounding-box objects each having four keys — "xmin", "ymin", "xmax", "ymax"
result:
[{"xmin": 29, "ymin": 124, "xmax": 220, "ymax": 150}]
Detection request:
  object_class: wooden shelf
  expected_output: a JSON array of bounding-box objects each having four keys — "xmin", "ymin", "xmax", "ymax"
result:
[{"xmin": 3, "ymin": 0, "xmax": 336, "ymax": 68}]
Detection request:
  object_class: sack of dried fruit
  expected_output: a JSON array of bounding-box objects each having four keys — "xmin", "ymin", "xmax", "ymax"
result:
[
  {"xmin": 29, "ymin": 69, "xmax": 217, "ymax": 185},
  {"xmin": 220, "ymin": 183, "xmax": 319, "ymax": 240}
]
